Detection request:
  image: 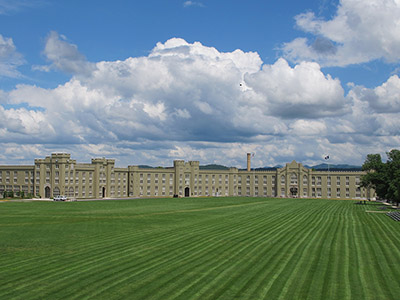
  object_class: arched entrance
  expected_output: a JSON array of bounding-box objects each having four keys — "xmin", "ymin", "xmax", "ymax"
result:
[
  {"xmin": 184, "ymin": 187, "xmax": 190, "ymax": 197},
  {"xmin": 290, "ymin": 187, "xmax": 298, "ymax": 197},
  {"xmin": 45, "ymin": 186, "xmax": 51, "ymax": 198}
]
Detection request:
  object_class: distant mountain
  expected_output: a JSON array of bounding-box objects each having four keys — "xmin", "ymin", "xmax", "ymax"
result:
[
  {"xmin": 254, "ymin": 165, "xmax": 282, "ymax": 171},
  {"xmin": 310, "ymin": 163, "xmax": 362, "ymax": 171},
  {"xmin": 140, "ymin": 162, "xmax": 362, "ymax": 172},
  {"xmin": 138, "ymin": 165, "xmax": 155, "ymax": 169},
  {"xmin": 200, "ymin": 164, "xmax": 229, "ymax": 170},
  {"xmin": 256, "ymin": 163, "xmax": 362, "ymax": 171}
]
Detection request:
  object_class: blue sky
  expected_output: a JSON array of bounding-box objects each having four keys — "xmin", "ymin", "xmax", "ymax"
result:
[{"xmin": 0, "ymin": 0, "xmax": 399, "ymax": 167}]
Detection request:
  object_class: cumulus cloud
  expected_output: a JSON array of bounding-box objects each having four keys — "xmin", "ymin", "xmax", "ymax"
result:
[
  {"xmin": 283, "ymin": 0, "xmax": 400, "ymax": 66},
  {"xmin": 290, "ymin": 120, "xmax": 327, "ymax": 136},
  {"xmin": 356, "ymin": 75, "xmax": 400, "ymax": 113},
  {"xmin": 0, "ymin": 34, "xmax": 24, "ymax": 77},
  {"xmin": 244, "ymin": 58, "xmax": 347, "ymax": 118},
  {"xmin": 1, "ymin": 35, "xmax": 399, "ymax": 166},
  {"xmin": 35, "ymin": 31, "xmax": 96, "ymax": 75}
]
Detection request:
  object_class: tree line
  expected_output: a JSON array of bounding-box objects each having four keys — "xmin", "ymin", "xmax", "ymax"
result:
[{"xmin": 361, "ymin": 149, "xmax": 400, "ymax": 205}]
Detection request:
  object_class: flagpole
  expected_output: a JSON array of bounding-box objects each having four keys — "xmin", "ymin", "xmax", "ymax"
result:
[{"xmin": 325, "ymin": 155, "xmax": 330, "ymax": 198}]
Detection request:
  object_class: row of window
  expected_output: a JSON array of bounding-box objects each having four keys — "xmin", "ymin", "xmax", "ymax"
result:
[{"xmin": 311, "ymin": 187, "xmax": 362, "ymax": 198}]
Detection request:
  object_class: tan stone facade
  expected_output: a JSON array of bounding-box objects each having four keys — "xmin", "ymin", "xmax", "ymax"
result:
[{"xmin": 0, "ymin": 153, "xmax": 374, "ymax": 200}]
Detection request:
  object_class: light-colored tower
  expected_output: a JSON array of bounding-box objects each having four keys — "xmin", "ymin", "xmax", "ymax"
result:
[{"xmin": 247, "ymin": 153, "xmax": 251, "ymax": 172}]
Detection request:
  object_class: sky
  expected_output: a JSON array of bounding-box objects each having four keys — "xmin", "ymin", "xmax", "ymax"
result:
[{"xmin": 0, "ymin": 0, "xmax": 399, "ymax": 168}]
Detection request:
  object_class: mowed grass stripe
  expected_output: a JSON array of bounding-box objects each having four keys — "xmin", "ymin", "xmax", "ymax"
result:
[
  {"xmin": 360, "ymin": 211, "xmax": 400, "ymax": 299},
  {"xmin": 1, "ymin": 198, "xmax": 400, "ymax": 299},
  {"xmin": 129, "ymin": 204, "xmax": 304, "ymax": 300},
  {"xmin": 270, "ymin": 201, "xmax": 343, "ymax": 300},
  {"xmin": 153, "ymin": 203, "xmax": 321, "ymax": 300},
  {"xmin": 10, "ymin": 201, "xmax": 273, "ymax": 299},
  {"xmin": 365, "ymin": 209, "xmax": 400, "ymax": 278},
  {"xmin": 0, "ymin": 199, "xmax": 268, "ymax": 267},
  {"xmin": 0, "ymin": 200, "xmax": 270, "ymax": 293},
  {"xmin": 356, "ymin": 212, "xmax": 387, "ymax": 299},
  {"xmin": 253, "ymin": 200, "xmax": 340, "ymax": 300},
  {"xmin": 62, "ymin": 200, "xmax": 298, "ymax": 298},
  {"xmin": 178, "ymin": 200, "xmax": 331, "ymax": 300},
  {"xmin": 69, "ymin": 203, "xmax": 281, "ymax": 299},
  {"xmin": 3, "ymin": 214, "xmax": 248, "ymax": 298},
  {"xmin": 206, "ymin": 201, "xmax": 333, "ymax": 300}
]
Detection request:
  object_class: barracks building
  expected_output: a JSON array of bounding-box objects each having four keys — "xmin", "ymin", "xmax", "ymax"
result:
[{"xmin": 0, "ymin": 153, "xmax": 374, "ymax": 200}]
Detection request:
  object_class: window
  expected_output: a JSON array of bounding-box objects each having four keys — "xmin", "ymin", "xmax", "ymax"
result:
[
  {"xmin": 303, "ymin": 175, "xmax": 307, "ymax": 185},
  {"xmin": 281, "ymin": 175, "xmax": 285, "ymax": 185},
  {"xmin": 185, "ymin": 174, "xmax": 190, "ymax": 185},
  {"xmin": 327, "ymin": 176, "xmax": 331, "ymax": 186},
  {"xmin": 290, "ymin": 173, "xmax": 297, "ymax": 185},
  {"xmin": 356, "ymin": 187, "xmax": 361, "ymax": 198}
]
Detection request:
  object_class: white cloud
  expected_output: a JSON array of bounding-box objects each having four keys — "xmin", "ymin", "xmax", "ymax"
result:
[
  {"xmin": 1, "ymin": 35, "xmax": 399, "ymax": 167},
  {"xmin": 183, "ymin": 1, "xmax": 204, "ymax": 8},
  {"xmin": 37, "ymin": 31, "xmax": 96, "ymax": 75},
  {"xmin": 283, "ymin": 0, "xmax": 400, "ymax": 66},
  {"xmin": 0, "ymin": 0, "xmax": 42, "ymax": 15},
  {"xmin": 244, "ymin": 58, "xmax": 347, "ymax": 118},
  {"xmin": 357, "ymin": 75, "xmax": 400, "ymax": 113},
  {"xmin": 290, "ymin": 120, "xmax": 327, "ymax": 136},
  {"xmin": 0, "ymin": 34, "xmax": 24, "ymax": 77}
]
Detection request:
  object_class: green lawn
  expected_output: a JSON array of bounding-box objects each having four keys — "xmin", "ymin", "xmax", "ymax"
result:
[{"xmin": 0, "ymin": 197, "xmax": 399, "ymax": 300}]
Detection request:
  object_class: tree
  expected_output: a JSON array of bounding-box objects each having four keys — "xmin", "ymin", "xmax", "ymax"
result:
[
  {"xmin": 386, "ymin": 149, "xmax": 400, "ymax": 205},
  {"xmin": 361, "ymin": 150, "xmax": 400, "ymax": 205}
]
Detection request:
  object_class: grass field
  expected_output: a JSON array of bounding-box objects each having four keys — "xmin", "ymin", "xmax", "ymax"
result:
[{"xmin": 0, "ymin": 197, "xmax": 399, "ymax": 300}]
